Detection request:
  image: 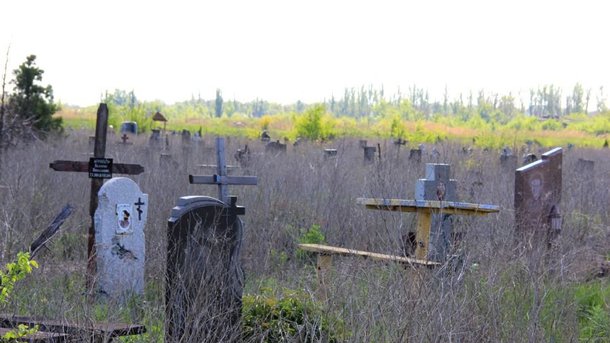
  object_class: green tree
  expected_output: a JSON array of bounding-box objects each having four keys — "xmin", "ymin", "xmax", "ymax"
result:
[
  {"xmin": 294, "ymin": 104, "xmax": 334, "ymax": 141},
  {"xmin": 10, "ymin": 55, "xmax": 61, "ymax": 135}
]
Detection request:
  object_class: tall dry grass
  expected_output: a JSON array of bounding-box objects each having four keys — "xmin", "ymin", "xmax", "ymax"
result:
[{"xmin": 0, "ymin": 130, "xmax": 608, "ymax": 342}]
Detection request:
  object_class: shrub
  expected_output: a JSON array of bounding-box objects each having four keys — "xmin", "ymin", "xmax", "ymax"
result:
[
  {"xmin": 294, "ymin": 105, "xmax": 335, "ymax": 141},
  {"xmin": 296, "ymin": 224, "xmax": 326, "ymax": 262},
  {"xmin": 242, "ymin": 288, "xmax": 344, "ymax": 342},
  {"xmin": 0, "ymin": 252, "xmax": 39, "ymax": 341}
]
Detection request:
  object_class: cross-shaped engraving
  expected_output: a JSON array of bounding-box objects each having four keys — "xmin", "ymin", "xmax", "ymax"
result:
[
  {"xmin": 134, "ymin": 197, "xmax": 145, "ymax": 221},
  {"xmin": 189, "ymin": 137, "xmax": 257, "ymax": 205},
  {"xmin": 48, "ymin": 104, "xmax": 144, "ymax": 291}
]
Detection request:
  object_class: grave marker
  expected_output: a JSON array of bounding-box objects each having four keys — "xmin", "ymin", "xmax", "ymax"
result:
[
  {"xmin": 358, "ymin": 163, "xmax": 499, "ymax": 262},
  {"xmin": 409, "ymin": 148, "xmax": 422, "ymax": 163},
  {"xmin": 149, "ymin": 129, "xmax": 161, "ymax": 146},
  {"xmin": 515, "ymin": 147, "xmax": 562, "ymax": 248},
  {"xmin": 265, "ymin": 140, "xmax": 287, "ymax": 154},
  {"xmin": 363, "ymin": 146, "xmax": 376, "ymax": 163},
  {"xmin": 260, "ymin": 130, "xmax": 271, "ymax": 142},
  {"xmin": 415, "ymin": 164, "xmax": 457, "ymax": 260},
  {"xmin": 324, "ymin": 148, "xmax": 338, "ymax": 158},
  {"xmin": 94, "ymin": 177, "xmax": 147, "ymax": 301},
  {"xmin": 166, "ymin": 137, "xmax": 257, "ymax": 341},
  {"xmin": 49, "ymin": 104, "xmax": 144, "ymax": 291}
]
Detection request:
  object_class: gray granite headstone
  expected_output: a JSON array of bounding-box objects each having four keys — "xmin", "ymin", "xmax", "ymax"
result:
[
  {"xmin": 94, "ymin": 177, "xmax": 148, "ymax": 301},
  {"xmin": 166, "ymin": 196, "xmax": 243, "ymax": 342},
  {"xmin": 415, "ymin": 164, "xmax": 458, "ymax": 261}
]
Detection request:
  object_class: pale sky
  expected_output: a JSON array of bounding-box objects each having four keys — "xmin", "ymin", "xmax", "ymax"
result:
[{"xmin": 1, "ymin": 0, "xmax": 608, "ymax": 107}]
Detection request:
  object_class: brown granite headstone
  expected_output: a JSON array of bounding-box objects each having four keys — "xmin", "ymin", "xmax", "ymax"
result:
[{"xmin": 514, "ymin": 147, "xmax": 562, "ymax": 247}]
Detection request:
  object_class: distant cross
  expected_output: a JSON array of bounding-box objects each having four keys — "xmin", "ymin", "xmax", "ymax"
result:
[
  {"xmin": 134, "ymin": 197, "xmax": 145, "ymax": 221},
  {"xmin": 358, "ymin": 163, "xmax": 499, "ymax": 262},
  {"xmin": 49, "ymin": 104, "xmax": 144, "ymax": 291},
  {"xmin": 120, "ymin": 133, "xmax": 130, "ymax": 144},
  {"xmin": 189, "ymin": 137, "xmax": 257, "ymax": 205}
]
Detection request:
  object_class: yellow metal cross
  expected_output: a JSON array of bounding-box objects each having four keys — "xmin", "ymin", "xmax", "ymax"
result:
[{"xmin": 357, "ymin": 198, "xmax": 500, "ymax": 260}]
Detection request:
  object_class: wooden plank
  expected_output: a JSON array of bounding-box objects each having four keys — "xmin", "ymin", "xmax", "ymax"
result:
[
  {"xmin": 298, "ymin": 244, "xmax": 439, "ymax": 267},
  {"xmin": 0, "ymin": 315, "xmax": 146, "ymax": 338},
  {"xmin": 189, "ymin": 175, "xmax": 258, "ymax": 186},
  {"xmin": 49, "ymin": 161, "xmax": 144, "ymax": 175},
  {"xmin": 0, "ymin": 327, "xmax": 68, "ymax": 342},
  {"xmin": 357, "ymin": 198, "xmax": 500, "ymax": 215},
  {"xmin": 415, "ymin": 210, "xmax": 432, "ymax": 260}
]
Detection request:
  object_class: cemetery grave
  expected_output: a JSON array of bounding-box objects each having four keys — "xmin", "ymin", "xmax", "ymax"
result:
[
  {"xmin": 0, "ymin": 109, "xmax": 608, "ymax": 342},
  {"xmin": 166, "ymin": 137, "xmax": 257, "ymax": 342}
]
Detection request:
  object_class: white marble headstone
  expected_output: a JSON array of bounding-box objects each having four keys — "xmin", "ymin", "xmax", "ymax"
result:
[{"xmin": 94, "ymin": 177, "xmax": 148, "ymax": 301}]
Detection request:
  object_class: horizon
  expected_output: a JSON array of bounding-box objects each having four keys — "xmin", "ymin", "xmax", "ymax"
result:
[{"xmin": 2, "ymin": 0, "xmax": 609, "ymax": 108}]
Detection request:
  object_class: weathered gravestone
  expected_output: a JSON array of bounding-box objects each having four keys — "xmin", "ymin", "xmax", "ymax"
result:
[
  {"xmin": 181, "ymin": 130, "xmax": 191, "ymax": 145},
  {"xmin": 409, "ymin": 148, "xmax": 422, "ymax": 163},
  {"xmin": 265, "ymin": 140, "xmax": 287, "ymax": 154},
  {"xmin": 234, "ymin": 145, "xmax": 251, "ymax": 168},
  {"xmin": 514, "ymin": 147, "xmax": 562, "ymax": 248},
  {"xmin": 166, "ymin": 137, "xmax": 257, "ymax": 342},
  {"xmin": 260, "ymin": 130, "xmax": 271, "ymax": 142},
  {"xmin": 363, "ymin": 146, "xmax": 376, "ymax": 163},
  {"xmin": 94, "ymin": 177, "xmax": 147, "ymax": 301},
  {"xmin": 500, "ymin": 153, "xmax": 517, "ymax": 170},
  {"xmin": 49, "ymin": 104, "xmax": 144, "ymax": 291},
  {"xmin": 166, "ymin": 196, "xmax": 244, "ymax": 342},
  {"xmin": 149, "ymin": 129, "xmax": 161, "ymax": 146},
  {"xmin": 522, "ymin": 153, "xmax": 538, "ymax": 166},
  {"xmin": 324, "ymin": 148, "xmax": 338, "ymax": 158}
]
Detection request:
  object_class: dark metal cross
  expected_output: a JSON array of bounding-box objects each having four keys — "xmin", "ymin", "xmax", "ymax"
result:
[
  {"xmin": 189, "ymin": 137, "xmax": 257, "ymax": 205},
  {"xmin": 48, "ymin": 104, "xmax": 144, "ymax": 291}
]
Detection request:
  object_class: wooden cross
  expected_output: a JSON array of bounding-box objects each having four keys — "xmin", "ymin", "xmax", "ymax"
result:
[
  {"xmin": 120, "ymin": 133, "xmax": 130, "ymax": 144},
  {"xmin": 189, "ymin": 137, "xmax": 257, "ymax": 205},
  {"xmin": 357, "ymin": 164, "xmax": 500, "ymax": 261},
  {"xmin": 49, "ymin": 104, "xmax": 144, "ymax": 290}
]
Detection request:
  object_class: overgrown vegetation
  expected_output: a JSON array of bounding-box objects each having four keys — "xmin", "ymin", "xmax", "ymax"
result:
[
  {"xmin": 58, "ymin": 84, "xmax": 609, "ymax": 148},
  {"xmin": 242, "ymin": 286, "xmax": 344, "ymax": 342},
  {"xmin": 0, "ymin": 252, "xmax": 39, "ymax": 341},
  {"xmin": 2, "ymin": 133, "xmax": 606, "ymax": 341}
]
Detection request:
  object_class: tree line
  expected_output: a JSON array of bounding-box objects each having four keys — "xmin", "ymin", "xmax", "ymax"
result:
[{"xmin": 102, "ymin": 82, "xmax": 607, "ymax": 125}]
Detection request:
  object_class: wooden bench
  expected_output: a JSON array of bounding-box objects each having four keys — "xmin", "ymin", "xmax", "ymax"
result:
[
  {"xmin": 298, "ymin": 243, "xmax": 440, "ymax": 301},
  {"xmin": 0, "ymin": 315, "xmax": 146, "ymax": 342}
]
